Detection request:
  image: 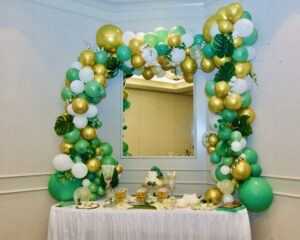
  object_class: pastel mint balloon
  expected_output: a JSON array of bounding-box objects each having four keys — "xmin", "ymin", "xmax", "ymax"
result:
[
  {"xmin": 66, "ymin": 68, "xmax": 79, "ymax": 82},
  {"xmin": 144, "ymin": 32, "xmax": 158, "ymax": 47},
  {"xmin": 61, "ymin": 87, "xmax": 74, "ymax": 101},
  {"xmin": 74, "ymin": 139, "xmax": 90, "ymax": 154},
  {"xmin": 156, "ymin": 42, "xmax": 169, "ymax": 55},
  {"xmin": 210, "ymin": 152, "xmax": 222, "ymax": 164},
  {"xmin": 88, "ymin": 182, "xmax": 98, "ymax": 193},
  {"xmin": 170, "ymin": 25, "xmax": 186, "ymax": 37},
  {"xmin": 193, "ymin": 34, "xmax": 205, "ymax": 46},
  {"xmin": 63, "ymin": 128, "xmax": 80, "ymax": 143},
  {"xmin": 233, "ymin": 46, "xmax": 248, "ymax": 62},
  {"xmin": 215, "ymin": 164, "xmax": 232, "ymax": 181},
  {"xmin": 218, "ymin": 127, "xmax": 232, "ymax": 140},
  {"xmin": 116, "ymin": 45, "xmax": 132, "ymax": 61},
  {"xmin": 241, "ymin": 92, "xmax": 252, "ymax": 107},
  {"xmin": 90, "ymin": 193, "xmax": 97, "ymax": 201},
  {"xmin": 242, "ymin": 148, "xmax": 258, "ymax": 164},
  {"xmin": 90, "ymin": 137, "xmax": 101, "ymax": 147},
  {"xmin": 95, "ymin": 50, "xmax": 108, "ymax": 64},
  {"xmin": 216, "ymin": 141, "xmax": 232, "ymax": 157},
  {"xmin": 121, "ymin": 63, "xmax": 133, "ymax": 75},
  {"xmin": 100, "ymin": 142, "xmax": 113, "ymax": 156},
  {"xmin": 203, "ymin": 43, "xmax": 215, "ymax": 58},
  {"xmin": 77, "ymin": 92, "xmax": 92, "ymax": 103},
  {"xmin": 243, "ymin": 28, "xmax": 258, "ymax": 46},
  {"xmin": 205, "ymin": 80, "xmax": 216, "ymax": 96},
  {"xmin": 84, "ymin": 80, "xmax": 102, "ymax": 98},
  {"xmin": 99, "ymin": 88, "xmax": 106, "ymax": 98},
  {"xmin": 223, "ymin": 157, "xmax": 233, "ymax": 166},
  {"xmin": 242, "ymin": 11, "xmax": 252, "ymax": 20},
  {"xmin": 154, "ymin": 27, "xmax": 168, "ymax": 42},
  {"xmin": 230, "ymin": 130, "xmax": 242, "ymax": 141},
  {"xmin": 251, "ymin": 164, "xmax": 262, "ymax": 177}
]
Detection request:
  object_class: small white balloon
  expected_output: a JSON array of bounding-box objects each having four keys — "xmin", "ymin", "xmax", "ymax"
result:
[
  {"xmin": 136, "ymin": 32, "xmax": 145, "ymax": 39},
  {"xmin": 220, "ymin": 165, "xmax": 230, "ymax": 175},
  {"xmin": 122, "ymin": 31, "xmax": 135, "ymax": 45},
  {"xmin": 79, "ymin": 67, "xmax": 94, "ymax": 83},
  {"xmin": 240, "ymin": 137, "xmax": 247, "ymax": 149},
  {"xmin": 210, "ymin": 24, "xmax": 220, "ymax": 37},
  {"xmin": 124, "ymin": 59, "xmax": 133, "ymax": 68},
  {"xmin": 234, "ymin": 19, "xmax": 254, "ymax": 37},
  {"xmin": 142, "ymin": 47, "xmax": 158, "ymax": 62},
  {"xmin": 181, "ymin": 34, "xmax": 194, "ymax": 47},
  {"xmin": 231, "ymin": 78, "xmax": 247, "ymax": 94},
  {"xmin": 171, "ymin": 48, "xmax": 186, "ymax": 64},
  {"xmin": 67, "ymin": 104, "xmax": 75, "ymax": 115},
  {"xmin": 70, "ymin": 80, "xmax": 84, "ymax": 94},
  {"xmin": 53, "ymin": 154, "xmax": 73, "ymax": 171},
  {"xmin": 71, "ymin": 162, "xmax": 88, "ymax": 179},
  {"xmin": 71, "ymin": 61, "xmax": 82, "ymax": 70},
  {"xmin": 82, "ymin": 178, "xmax": 91, "ymax": 187},
  {"xmin": 231, "ymin": 141, "xmax": 242, "ymax": 152},
  {"xmin": 245, "ymin": 46, "xmax": 256, "ymax": 61},
  {"xmin": 223, "ymin": 194, "xmax": 234, "ymax": 203},
  {"xmin": 209, "ymin": 115, "xmax": 222, "ymax": 131},
  {"xmin": 84, "ymin": 104, "xmax": 98, "ymax": 118},
  {"xmin": 244, "ymin": 76, "xmax": 253, "ymax": 92},
  {"xmin": 73, "ymin": 115, "xmax": 88, "ymax": 129}
]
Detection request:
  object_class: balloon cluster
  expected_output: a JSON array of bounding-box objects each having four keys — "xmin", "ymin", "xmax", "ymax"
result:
[
  {"xmin": 202, "ymin": 3, "xmax": 273, "ymax": 212},
  {"xmin": 122, "ymin": 89, "xmax": 132, "ymax": 157}
]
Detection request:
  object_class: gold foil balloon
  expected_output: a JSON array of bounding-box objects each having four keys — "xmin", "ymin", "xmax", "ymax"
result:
[
  {"xmin": 183, "ymin": 74, "xmax": 194, "ymax": 83},
  {"xmin": 208, "ymin": 96, "xmax": 225, "ymax": 113},
  {"xmin": 157, "ymin": 55, "xmax": 169, "ymax": 66},
  {"xmin": 234, "ymin": 61, "xmax": 252, "ymax": 78},
  {"xmin": 86, "ymin": 158, "xmax": 101, "ymax": 173},
  {"xmin": 60, "ymin": 141, "xmax": 74, "ymax": 154},
  {"xmin": 94, "ymin": 74, "xmax": 107, "ymax": 88},
  {"xmin": 79, "ymin": 50, "xmax": 96, "ymax": 66},
  {"xmin": 216, "ymin": 7, "xmax": 228, "ymax": 22},
  {"xmin": 142, "ymin": 68, "xmax": 154, "ymax": 80},
  {"xmin": 232, "ymin": 160, "xmax": 251, "ymax": 181},
  {"xmin": 218, "ymin": 20, "xmax": 233, "ymax": 34},
  {"xmin": 167, "ymin": 33, "xmax": 181, "ymax": 47},
  {"xmin": 96, "ymin": 147, "xmax": 102, "ymax": 156},
  {"xmin": 72, "ymin": 98, "xmax": 89, "ymax": 114},
  {"xmin": 233, "ymin": 36, "xmax": 243, "ymax": 48},
  {"xmin": 96, "ymin": 24, "xmax": 123, "ymax": 53},
  {"xmin": 116, "ymin": 164, "xmax": 123, "ymax": 174},
  {"xmin": 185, "ymin": 47, "xmax": 191, "ymax": 56},
  {"xmin": 81, "ymin": 127, "xmax": 97, "ymax": 140},
  {"xmin": 225, "ymin": 3, "xmax": 243, "ymax": 23},
  {"xmin": 224, "ymin": 93, "xmax": 242, "ymax": 110},
  {"xmin": 180, "ymin": 56, "xmax": 197, "ymax": 75},
  {"xmin": 131, "ymin": 54, "xmax": 145, "ymax": 68},
  {"xmin": 207, "ymin": 146, "xmax": 216, "ymax": 155},
  {"xmin": 93, "ymin": 64, "xmax": 107, "ymax": 76},
  {"xmin": 129, "ymin": 37, "xmax": 144, "ymax": 53},
  {"xmin": 65, "ymin": 78, "xmax": 71, "ymax": 87},
  {"xmin": 215, "ymin": 81, "xmax": 230, "ymax": 98},
  {"xmin": 239, "ymin": 107, "xmax": 256, "ymax": 124},
  {"xmin": 201, "ymin": 57, "xmax": 215, "ymax": 73},
  {"xmin": 123, "ymin": 89, "xmax": 128, "ymax": 101},
  {"xmin": 203, "ymin": 15, "xmax": 218, "ymax": 43},
  {"xmin": 205, "ymin": 187, "xmax": 223, "ymax": 205},
  {"xmin": 208, "ymin": 134, "xmax": 219, "ymax": 146},
  {"xmin": 214, "ymin": 56, "xmax": 232, "ymax": 69}
]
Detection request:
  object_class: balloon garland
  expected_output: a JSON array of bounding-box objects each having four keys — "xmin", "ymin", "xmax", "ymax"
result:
[{"xmin": 48, "ymin": 2, "xmax": 273, "ymax": 212}]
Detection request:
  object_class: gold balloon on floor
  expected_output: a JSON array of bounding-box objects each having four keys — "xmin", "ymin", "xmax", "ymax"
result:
[
  {"xmin": 131, "ymin": 54, "xmax": 145, "ymax": 68},
  {"xmin": 233, "ymin": 36, "xmax": 243, "ymax": 48},
  {"xmin": 94, "ymin": 74, "xmax": 107, "ymax": 88},
  {"xmin": 81, "ymin": 126, "xmax": 97, "ymax": 140},
  {"xmin": 201, "ymin": 57, "xmax": 215, "ymax": 73},
  {"xmin": 215, "ymin": 81, "xmax": 230, "ymax": 98},
  {"xmin": 239, "ymin": 107, "xmax": 256, "ymax": 124},
  {"xmin": 116, "ymin": 164, "xmax": 123, "ymax": 174},
  {"xmin": 65, "ymin": 78, "xmax": 71, "ymax": 87},
  {"xmin": 96, "ymin": 24, "xmax": 123, "ymax": 53},
  {"xmin": 180, "ymin": 56, "xmax": 197, "ymax": 75},
  {"xmin": 224, "ymin": 93, "xmax": 242, "ymax": 110},
  {"xmin": 203, "ymin": 15, "xmax": 218, "ymax": 43},
  {"xmin": 183, "ymin": 74, "xmax": 194, "ymax": 83},
  {"xmin": 207, "ymin": 146, "xmax": 216, "ymax": 155},
  {"xmin": 218, "ymin": 20, "xmax": 233, "ymax": 34},
  {"xmin": 60, "ymin": 141, "xmax": 74, "ymax": 154},
  {"xmin": 86, "ymin": 158, "xmax": 101, "ymax": 173},
  {"xmin": 216, "ymin": 7, "xmax": 228, "ymax": 22},
  {"xmin": 79, "ymin": 50, "xmax": 96, "ymax": 66},
  {"xmin": 208, "ymin": 96, "xmax": 225, "ymax": 113},
  {"xmin": 225, "ymin": 2, "xmax": 243, "ymax": 23},
  {"xmin": 142, "ymin": 68, "xmax": 154, "ymax": 80},
  {"xmin": 72, "ymin": 98, "xmax": 89, "ymax": 114},
  {"xmin": 214, "ymin": 56, "xmax": 232, "ymax": 69},
  {"xmin": 234, "ymin": 61, "xmax": 252, "ymax": 78},
  {"xmin": 205, "ymin": 187, "xmax": 223, "ymax": 205},
  {"xmin": 129, "ymin": 37, "xmax": 144, "ymax": 53},
  {"xmin": 167, "ymin": 33, "xmax": 181, "ymax": 47},
  {"xmin": 232, "ymin": 160, "xmax": 251, "ymax": 181},
  {"xmin": 93, "ymin": 64, "xmax": 107, "ymax": 76},
  {"xmin": 123, "ymin": 89, "xmax": 128, "ymax": 101},
  {"xmin": 208, "ymin": 134, "xmax": 219, "ymax": 146}
]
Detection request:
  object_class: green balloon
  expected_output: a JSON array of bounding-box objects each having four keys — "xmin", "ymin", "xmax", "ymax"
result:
[
  {"xmin": 61, "ymin": 87, "xmax": 74, "ymax": 101},
  {"xmin": 66, "ymin": 68, "xmax": 79, "ymax": 82},
  {"xmin": 99, "ymin": 88, "xmax": 106, "ymax": 98},
  {"xmin": 251, "ymin": 164, "xmax": 262, "ymax": 177},
  {"xmin": 74, "ymin": 139, "xmax": 90, "ymax": 154},
  {"xmin": 193, "ymin": 34, "xmax": 205, "ymax": 46},
  {"xmin": 123, "ymin": 141, "xmax": 129, "ymax": 152},
  {"xmin": 144, "ymin": 32, "xmax": 158, "ymax": 47},
  {"xmin": 97, "ymin": 169, "xmax": 103, "ymax": 178},
  {"xmin": 156, "ymin": 42, "xmax": 169, "ymax": 55},
  {"xmin": 90, "ymin": 137, "xmax": 101, "ymax": 147},
  {"xmin": 210, "ymin": 152, "xmax": 221, "ymax": 164},
  {"xmin": 94, "ymin": 177, "xmax": 101, "ymax": 185},
  {"xmin": 242, "ymin": 28, "xmax": 258, "ymax": 46},
  {"xmin": 77, "ymin": 92, "xmax": 92, "ymax": 103},
  {"xmin": 218, "ymin": 127, "xmax": 232, "ymax": 140},
  {"xmin": 73, "ymin": 154, "xmax": 82, "ymax": 162},
  {"xmin": 97, "ymin": 186, "xmax": 106, "ymax": 196},
  {"xmin": 215, "ymin": 165, "xmax": 232, "ymax": 181},
  {"xmin": 90, "ymin": 192, "xmax": 97, "ymax": 201},
  {"xmin": 63, "ymin": 128, "xmax": 80, "ymax": 143},
  {"xmin": 95, "ymin": 50, "xmax": 108, "ymax": 64},
  {"xmin": 242, "ymin": 148, "xmax": 258, "ymax": 164},
  {"xmin": 233, "ymin": 150, "xmax": 243, "ymax": 156},
  {"xmin": 116, "ymin": 45, "xmax": 132, "ymax": 61},
  {"xmin": 216, "ymin": 141, "xmax": 232, "ymax": 157},
  {"xmin": 221, "ymin": 109, "xmax": 237, "ymax": 122},
  {"xmin": 239, "ymin": 177, "xmax": 273, "ymax": 212},
  {"xmin": 86, "ymin": 172, "xmax": 96, "ymax": 181},
  {"xmin": 85, "ymin": 80, "xmax": 102, "ymax": 98},
  {"xmin": 48, "ymin": 172, "xmax": 82, "ymax": 201},
  {"xmin": 88, "ymin": 182, "xmax": 98, "ymax": 193},
  {"xmin": 233, "ymin": 46, "xmax": 248, "ymax": 62},
  {"xmin": 203, "ymin": 44, "xmax": 215, "ymax": 58},
  {"xmin": 205, "ymin": 80, "xmax": 216, "ymax": 96},
  {"xmin": 154, "ymin": 27, "xmax": 168, "ymax": 42},
  {"xmin": 170, "ymin": 25, "xmax": 186, "ymax": 37},
  {"xmin": 230, "ymin": 131, "xmax": 242, "ymax": 141},
  {"xmin": 101, "ymin": 155, "xmax": 118, "ymax": 166},
  {"xmin": 121, "ymin": 63, "xmax": 134, "ymax": 75},
  {"xmin": 223, "ymin": 156, "xmax": 233, "ymax": 166},
  {"xmin": 242, "ymin": 11, "xmax": 252, "ymax": 20},
  {"xmin": 91, "ymin": 96, "xmax": 101, "ymax": 103},
  {"xmin": 100, "ymin": 142, "xmax": 113, "ymax": 156},
  {"xmin": 241, "ymin": 92, "xmax": 252, "ymax": 107}
]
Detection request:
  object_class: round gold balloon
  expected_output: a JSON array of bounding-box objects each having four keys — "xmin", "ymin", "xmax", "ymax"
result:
[
  {"xmin": 129, "ymin": 37, "xmax": 144, "ymax": 53},
  {"xmin": 79, "ymin": 50, "xmax": 96, "ymax": 66},
  {"xmin": 232, "ymin": 160, "xmax": 251, "ymax": 181},
  {"xmin": 203, "ymin": 15, "xmax": 218, "ymax": 43},
  {"xmin": 215, "ymin": 81, "xmax": 230, "ymax": 98},
  {"xmin": 233, "ymin": 36, "xmax": 243, "ymax": 48},
  {"xmin": 96, "ymin": 24, "xmax": 123, "ymax": 53},
  {"xmin": 93, "ymin": 64, "xmax": 107, "ymax": 76},
  {"xmin": 225, "ymin": 3, "xmax": 243, "ymax": 23},
  {"xmin": 208, "ymin": 134, "xmax": 219, "ymax": 147},
  {"xmin": 60, "ymin": 141, "xmax": 74, "ymax": 154},
  {"xmin": 224, "ymin": 93, "xmax": 242, "ymax": 110},
  {"xmin": 157, "ymin": 55, "xmax": 169, "ymax": 66},
  {"xmin": 116, "ymin": 164, "xmax": 123, "ymax": 174},
  {"xmin": 185, "ymin": 47, "xmax": 191, "ymax": 56},
  {"xmin": 81, "ymin": 127, "xmax": 97, "ymax": 140},
  {"xmin": 94, "ymin": 74, "xmax": 107, "ymax": 88},
  {"xmin": 123, "ymin": 89, "xmax": 129, "ymax": 101},
  {"xmin": 234, "ymin": 61, "xmax": 252, "ymax": 78},
  {"xmin": 86, "ymin": 158, "xmax": 101, "ymax": 173},
  {"xmin": 208, "ymin": 96, "xmax": 225, "ymax": 113},
  {"xmin": 167, "ymin": 33, "xmax": 181, "ymax": 47},
  {"xmin": 218, "ymin": 20, "xmax": 233, "ymax": 34},
  {"xmin": 180, "ymin": 56, "xmax": 197, "ymax": 75},
  {"xmin": 65, "ymin": 78, "xmax": 71, "ymax": 87},
  {"xmin": 72, "ymin": 98, "xmax": 89, "ymax": 114},
  {"xmin": 214, "ymin": 56, "xmax": 232, "ymax": 69},
  {"xmin": 131, "ymin": 54, "xmax": 145, "ymax": 68},
  {"xmin": 142, "ymin": 68, "xmax": 154, "ymax": 80},
  {"xmin": 183, "ymin": 74, "xmax": 194, "ymax": 83},
  {"xmin": 205, "ymin": 187, "xmax": 223, "ymax": 205},
  {"xmin": 207, "ymin": 146, "xmax": 216, "ymax": 155},
  {"xmin": 201, "ymin": 56, "xmax": 215, "ymax": 73},
  {"xmin": 239, "ymin": 107, "xmax": 256, "ymax": 124},
  {"xmin": 216, "ymin": 7, "xmax": 228, "ymax": 22},
  {"xmin": 96, "ymin": 147, "xmax": 102, "ymax": 156}
]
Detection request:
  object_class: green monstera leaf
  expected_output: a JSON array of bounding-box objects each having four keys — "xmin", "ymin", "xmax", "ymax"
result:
[
  {"xmin": 214, "ymin": 62, "xmax": 235, "ymax": 82},
  {"xmin": 211, "ymin": 34, "xmax": 234, "ymax": 58},
  {"xmin": 54, "ymin": 114, "xmax": 74, "ymax": 136},
  {"xmin": 232, "ymin": 115, "xmax": 253, "ymax": 137}
]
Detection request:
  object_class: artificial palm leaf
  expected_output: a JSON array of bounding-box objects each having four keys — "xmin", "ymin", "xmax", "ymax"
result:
[
  {"xmin": 232, "ymin": 115, "xmax": 253, "ymax": 136},
  {"xmin": 54, "ymin": 114, "xmax": 74, "ymax": 136},
  {"xmin": 211, "ymin": 34, "xmax": 234, "ymax": 58},
  {"xmin": 214, "ymin": 62, "xmax": 235, "ymax": 82}
]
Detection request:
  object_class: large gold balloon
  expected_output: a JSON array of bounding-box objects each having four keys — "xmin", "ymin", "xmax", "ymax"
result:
[
  {"xmin": 216, "ymin": 7, "xmax": 228, "ymax": 22},
  {"xmin": 93, "ymin": 64, "xmax": 107, "ymax": 76},
  {"xmin": 116, "ymin": 164, "xmax": 123, "ymax": 174},
  {"xmin": 81, "ymin": 126, "xmax": 97, "ymax": 140},
  {"xmin": 208, "ymin": 134, "xmax": 219, "ymax": 147},
  {"xmin": 232, "ymin": 160, "xmax": 251, "ymax": 181},
  {"xmin": 123, "ymin": 89, "xmax": 129, "ymax": 101},
  {"xmin": 224, "ymin": 93, "xmax": 242, "ymax": 110},
  {"xmin": 129, "ymin": 37, "xmax": 144, "ymax": 53},
  {"xmin": 167, "ymin": 33, "xmax": 181, "ymax": 47},
  {"xmin": 207, "ymin": 146, "xmax": 216, "ymax": 155},
  {"xmin": 86, "ymin": 158, "xmax": 101, "ymax": 173},
  {"xmin": 60, "ymin": 141, "xmax": 74, "ymax": 154},
  {"xmin": 72, "ymin": 98, "xmax": 89, "ymax": 114},
  {"xmin": 65, "ymin": 78, "xmax": 71, "ymax": 87},
  {"xmin": 239, "ymin": 107, "xmax": 256, "ymax": 124},
  {"xmin": 205, "ymin": 187, "xmax": 223, "ymax": 205},
  {"xmin": 215, "ymin": 81, "xmax": 230, "ymax": 98},
  {"xmin": 201, "ymin": 56, "xmax": 215, "ymax": 73},
  {"xmin": 184, "ymin": 47, "xmax": 191, "ymax": 56},
  {"xmin": 180, "ymin": 56, "xmax": 197, "ymax": 75},
  {"xmin": 203, "ymin": 15, "xmax": 218, "ymax": 43},
  {"xmin": 214, "ymin": 56, "xmax": 232, "ymax": 69},
  {"xmin": 208, "ymin": 96, "xmax": 225, "ymax": 113},
  {"xmin": 142, "ymin": 68, "xmax": 154, "ymax": 80},
  {"xmin": 233, "ymin": 36, "xmax": 243, "ymax": 48},
  {"xmin": 131, "ymin": 54, "xmax": 145, "ymax": 68},
  {"xmin": 79, "ymin": 50, "xmax": 96, "ymax": 66},
  {"xmin": 183, "ymin": 74, "xmax": 194, "ymax": 83},
  {"xmin": 218, "ymin": 20, "xmax": 233, "ymax": 34},
  {"xmin": 94, "ymin": 74, "xmax": 107, "ymax": 88},
  {"xmin": 96, "ymin": 24, "xmax": 123, "ymax": 53},
  {"xmin": 234, "ymin": 61, "xmax": 252, "ymax": 78},
  {"xmin": 225, "ymin": 3, "xmax": 243, "ymax": 23}
]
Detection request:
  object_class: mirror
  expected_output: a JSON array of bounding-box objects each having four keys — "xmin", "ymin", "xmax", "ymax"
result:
[{"xmin": 122, "ymin": 72, "xmax": 194, "ymax": 157}]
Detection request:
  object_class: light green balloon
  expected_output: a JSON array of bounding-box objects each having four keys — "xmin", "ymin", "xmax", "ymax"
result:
[
  {"xmin": 241, "ymin": 92, "xmax": 252, "ymax": 107},
  {"xmin": 170, "ymin": 25, "xmax": 186, "ymax": 37},
  {"xmin": 144, "ymin": 32, "xmax": 158, "ymax": 47},
  {"xmin": 63, "ymin": 128, "xmax": 80, "ymax": 143},
  {"xmin": 243, "ymin": 28, "xmax": 258, "ymax": 46},
  {"xmin": 233, "ymin": 46, "xmax": 248, "ymax": 62},
  {"xmin": 84, "ymin": 80, "xmax": 102, "ymax": 98},
  {"xmin": 154, "ymin": 27, "xmax": 168, "ymax": 42},
  {"xmin": 230, "ymin": 131, "xmax": 242, "ymax": 141},
  {"xmin": 205, "ymin": 80, "xmax": 216, "ymax": 96}
]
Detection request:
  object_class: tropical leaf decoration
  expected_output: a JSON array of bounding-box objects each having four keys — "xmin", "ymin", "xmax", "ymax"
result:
[
  {"xmin": 88, "ymin": 116, "xmax": 102, "ymax": 128},
  {"xmin": 54, "ymin": 114, "xmax": 74, "ymax": 136},
  {"xmin": 214, "ymin": 62, "xmax": 235, "ymax": 82},
  {"xmin": 106, "ymin": 56, "xmax": 121, "ymax": 78},
  {"xmin": 232, "ymin": 115, "xmax": 253, "ymax": 136},
  {"xmin": 211, "ymin": 34, "xmax": 234, "ymax": 58}
]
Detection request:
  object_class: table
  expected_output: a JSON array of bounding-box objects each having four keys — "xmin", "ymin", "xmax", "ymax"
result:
[{"xmin": 48, "ymin": 203, "xmax": 251, "ymax": 240}]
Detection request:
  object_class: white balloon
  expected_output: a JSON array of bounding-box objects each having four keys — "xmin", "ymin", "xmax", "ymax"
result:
[
  {"xmin": 244, "ymin": 76, "xmax": 253, "ymax": 92},
  {"xmin": 234, "ymin": 19, "xmax": 254, "ymax": 37},
  {"xmin": 71, "ymin": 61, "xmax": 82, "ymax": 70},
  {"xmin": 71, "ymin": 162, "xmax": 88, "ymax": 179},
  {"xmin": 231, "ymin": 141, "xmax": 242, "ymax": 152},
  {"xmin": 73, "ymin": 115, "xmax": 88, "ymax": 129},
  {"xmin": 210, "ymin": 24, "xmax": 220, "ymax": 37},
  {"xmin": 52, "ymin": 154, "xmax": 73, "ymax": 171},
  {"xmin": 82, "ymin": 178, "xmax": 91, "ymax": 187},
  {"xmin": 223, "ymin": 194, "xmax": 234, "ymax": 203},
  {"xmin": 231, "ymin": 78, "xmax": 247, "ymax": 94},
  {"xmin": 171, "ymin": 48, "xmax": 186, "ymax": 64},
  {"xmin": 142, "ymin": 47, "xmax": 158, "ymax": 62},
  {"xmin": 182, "ymin": 34, "xmax": 194, "ymax": 47},
  {"xmin": 84, "ymin": 104, "xmax": 98, "ymax": 118},
  {"xmin": 122, "ymin": 31, "xmax": 135, "ymax": 45},
  {"xmin": 220, "ymin": 165, "xmax": 230, "ymax": 175},
  {"xmin": 245, "ymin": 46, "xmax": 256, "ymax": 61},
  {"xmin": 240, "ymin": 137, "xmax": 247, "ymax": 149},
  {"xmin": 79, "ymin": 67, "xmax": 94, "ymax": 83},
  {"xmin": 70, "ymin": 80, "xmax": 84, "ymax": 94},
  {"xmin": 136, "ymin": 32, "xmax": 145, "ymax": 39},
  {"xmin": 124, "ymin": 59, "xmax": 133, "ymax": 68},
  {"xmin": 209, "ymin": 115, "xmax": 222, "ymax": 131},
  {"xmin": 67, "ymin": 104, "xmax": 75, "ymax": 115}
]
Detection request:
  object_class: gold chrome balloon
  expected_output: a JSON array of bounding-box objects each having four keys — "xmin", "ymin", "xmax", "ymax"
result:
[
  {"xmin": 183, "ymin": 74, "xmax": 194, "ymax": 83},
  {"xmin": 201, "ymin": 56, "xmax": 215, "ymax": 73},
  {"xmin": 72, "ymin": 98, "xmax": 89, "ymax": 114},
  {"xmin": 214, "ymin": 56, "xmax": 232, "ymax": 69},
  {"xmin": 203, "ymin": 15, "xmax": 218, "ymax": 43},
  {"xmin": 96, "ymin": 147, "xmax": 102, "ymax": 156},
  {"xmin": 234, "ymin": 61, "xmax": 252, "ymax": 78},
  {"xmin": 116, "ymin": 164, "xmax": 123, "ymax": 174},
  {"xmin": 94, "ymin": 74, "xmax": 107, "ymax": 88},
  {"xmin": 86, "ymin": 158, "xmax": 101, "ymax": 173},
  {"xmin": 180, "ymin": 56, "xmax": 197, "ymax": 75},
  {"xmin": 218, "ymin": 20, "xmax": 233, "ymax": 34},
  {"xmin": 216, "ymin": 7, "xmax": 228, "ymax": 22},
  {"xmin": 79, "ymin": 50, "xmax": 96, "ymax": 66},
  {"xmin": 232, "ymin": 160, "xmax": 251, "ymax": 181},
  {"xmin": 81, "ymin": 126, "xmax": 97, "ymax": 140},
  {"xmin": 131, "ymin": 54, "xmax": 145, "ymax": 68},
  {"xmin": 215, "ymin": 81, "xmax": 230, "ymax": 98},
  {"xmin": 157, "ymin": 55, "xmax": 169, "ymax": 66},
  {"xmin": 93, "ymin": 64, "xmax": 107, "ymax": 76},
  {"xmin": 208, "ymin": 134, "xmax": 219, "ymax": 147},
  {"xmin": 123, "ymin": 89, "xmax": 129, "ymax": 101},
  {"xmin": 225, "ymin": 3, "xmax": 243, "ymax": 23},
  {"xmin": 238, "ymin": 107, "xmax": 256, "ymax": 124},
  {"xmin": 185, "ymin": 47, "xmax": 191, "ymax": 56},
  {"xmin": 65, "ymin": 78, "xmax": 71, "ymax": 87},
  {"xmin": 167, "ymin": 33, "xmax": 181, "ymax": 47},
  {"xmin": 207, "ymin": 146, "xmax": 216, "ymax": 155},
  {"xmin": 142, "ymin": 68, "xmax": 154, "ymax": 80},
  {"xmin": 233, "ymin": 36, "xmax": 243, "ymax": 48},
  {"xmin": 224, "ymin": 93, "xmax": 242, "ymax": 110},
  {"xmin": 205, "ymin": 187, "xmax": 223, "ymax": 205},
  {"xmin": 60, "ymin": 141, "xmax": 74, "ymax": 154},
  {"xmin": 96, "ymin": 24, "xmax": 123, "ymax": 53},
  {"xmin": 208, "ymin": 96, "xmax": 225, "ymax": 113},
  {"xmin": 129, "ymin": 37, "xmax": 144, "ymax": 53}
]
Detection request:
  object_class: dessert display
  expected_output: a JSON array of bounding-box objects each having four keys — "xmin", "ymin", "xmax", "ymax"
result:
[
  {"xmin": 76, "ymin": 201, "xmax": 99, "ymax": 209},
  {"xmin": 115, "ymin": 188, "xmax": 128, "ymax": 202},
  {"xmin": 157, "ymin": 188, "xmax": 168, "ymax": 203},
  {"xmin": 144, "ymin": 166, "xmax": 165, "ymax": 187},
  {"xmin": 136, "ymin": 188, "xmax": 148, "ymax": 203}
]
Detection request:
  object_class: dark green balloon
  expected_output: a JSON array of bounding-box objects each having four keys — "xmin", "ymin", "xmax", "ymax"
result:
[
  {"xmin": 95, "ymin": 50, "xmax": 108, "ymax": 64},
  {"xmin": 242, "ymin": 28, "xmax": 258, "ymax": 46},
  {"xmin": 233, "ymin": 46, "xmax": 248, "ymax": 62},
  {"xmin": 74, "ymin": 139, "xmax": 90, "ymax": 154},
  {"xmin": 63, "ymin": 128, "xmax": 80, "ymax": 143},
  {"xmin": 203, "ymin": 43, "xmax": 215, "ymax": 58},
  {"xmin": 205, "ymin": 80, "xmax": 216, "ymax": 96},
  {"xmin": 77, "ymin": 92, "xmax": 92, "ymax": 103},
  {"xmin": 90, "ymin": 137, "xmax": 101, "ymax": 147},
  {"xmin": 61, "ymin": 87, "xmax": 74, "ymax": 101},
  {"xmin": 156, "ymin": 42, "xmax": 169, "ymax": 56},
  {"xmin": 241, "ymin": 92, "xmax": 252, "ymax": 107},
  {"xmin": 223, "ymin": 156, "xmax": 233, "ymax": 166},
  {"xmin": 100, "ymin": 142, "xmax": 113, "ymax": 156},
  {"xmin": 193, "ymin": 34, "xmax": 205, "ymax": 46},
  {"xmin": 101, "ymin": 155, "xmax": 118, "ymax": 166},
  {"xmin": 215, "ymin": 165, "xmax": 232, "ymax": 181},
  {"xmin": 66, "ymin": 68, "xmax": 79, "ymax": 82},
  {"xmin": 86, "ymin": 172, "xmax": 96, "ymax": 181},
  {"xmin": 251, "ymin": 164, "xmax": 262, "ymax": 177},
  {"xmin": 96, "ymin": 186, "xmax": 106, "ymax": 196},
  {"xmin": 210, "ymin": 152, "xmax": 221, "ymax": 164},
  {"xmin": 123, "ymin": 141, "xmax": 129, "ymax": 152},
  {"xmin": 242, "ymin": 148, "xmax": 258, "ymax": 164},
  {"xmin": 85, "ymin": 80, "xmax": 102, "ymax": 98},
  {"xmin": 233, "ymin": 150, "xmax": 243, "ymax": 156},
  {"xmin": 91, "ymin": 96, "xmax": 101, "ymax": 103},
  {"xmin": 218, "ymin": 127, "xmax": 232, "ymax": 140},
  {"xmin": 116, "ymin": 45, "xmax": 132, "ymax": 61},
  {"xmin": 90, "ymin": 192, "xmax": 97, "ymax": 201},
  {"xmin": 221, "ymin": 109, "xmax": 237, "ymax": 122},
  {"xmin": 73, "ymin": 154, "xmax": 82, "ymax": 162},
  {"xmin": 242, "ymin": 11, "xmax": 252, "ymax": 20},
  {"xmin": 88, "ymin": 182, "xmax": 98, "ymax": 193},
  {"xmin": 120, "ymin": 63, "xmax": 134, "ymax": 75},
  {"xmin": 216, "ymin": 141, "xmax": 232, "ymax": 157}
]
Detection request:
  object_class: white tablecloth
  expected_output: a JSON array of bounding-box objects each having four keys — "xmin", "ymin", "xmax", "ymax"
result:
[{"xmin": 48, "ymin": 203, "xmax": 251, "ymax": 240}]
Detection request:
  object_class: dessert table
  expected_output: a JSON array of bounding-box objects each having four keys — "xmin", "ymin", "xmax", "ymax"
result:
[{"xmin": 47, "ymin": 201, "xmax": 251, "ymax": 240}]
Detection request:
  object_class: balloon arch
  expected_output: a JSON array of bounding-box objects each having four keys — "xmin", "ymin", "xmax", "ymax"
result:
[{"xmin": 49, "ymin": 2, "xmax": 273, "ymax": 212}]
